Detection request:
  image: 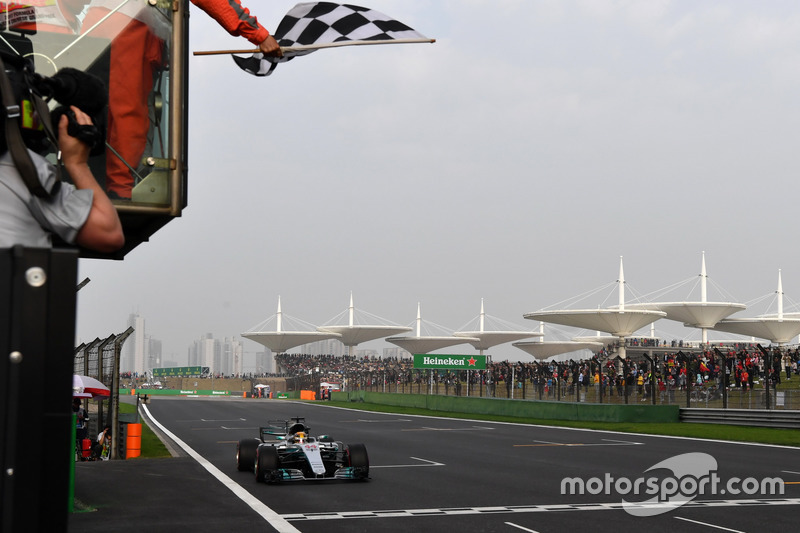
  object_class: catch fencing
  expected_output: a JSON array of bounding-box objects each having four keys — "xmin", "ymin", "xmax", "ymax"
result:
[{"xmin": 335, "ymin": 368, "xmax": 800, "ymax": 411}]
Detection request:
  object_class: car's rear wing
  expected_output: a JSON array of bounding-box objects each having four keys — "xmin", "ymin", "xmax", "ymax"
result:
[{"xmin": 259, "ymin": 417, "xmax": 309, "ymax": 442}]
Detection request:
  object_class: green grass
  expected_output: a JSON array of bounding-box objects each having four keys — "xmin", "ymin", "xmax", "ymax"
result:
[
  {"xmin": 321, "ymin": 400, "xmax": 800, "ymax": 447},
  {"xmin": 119, "ymin": 403, "xmax": 171, "ymax": 458}
]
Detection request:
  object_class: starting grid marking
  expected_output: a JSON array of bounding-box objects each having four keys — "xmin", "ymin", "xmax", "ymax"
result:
[
  {"xmin": 515, "ymin": 438, "xmax": 644, "ymax": 447},
  {"xmin": 370, "ymin": 457, "xmax": 445, "ymax": 469},
  {"xmin": 402, "ymin": 425, "xmax": 496, "ymax": 432},
  {"xmin": 281, "ymin": 498, "xmax": 800, "ymax": 521}
]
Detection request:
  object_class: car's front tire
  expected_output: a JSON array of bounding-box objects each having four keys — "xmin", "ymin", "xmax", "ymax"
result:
[
  {"xmin": 255, "ymin": 445, "xmax": 280, "ymax": 483},
  {"xmin": 346, "ymin": 443, "xmax": 369, "ymax": 479},
  {"xmin": 237, "ymin": 439, "xmax": 260, "ymax": 472}
]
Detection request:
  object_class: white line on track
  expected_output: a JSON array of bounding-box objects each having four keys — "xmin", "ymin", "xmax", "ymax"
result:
[
  {"xmin": 356, "ymin": 418, "xmax": 412, "ymax": 422},
  {"xmin": 782, "ymin": 470, "xmax": 800, "ymax": 475},
  {"xmin": 674, "ymin": 516, "xmax": 746, "ymax": 532},
  {"xmin": 141, "ymin": 405, "xmax": 300, "ymax": 533},
  {"xmin": 371, "ymin": 457, "xmax": 445, "ymax": 468},
  {"xmin": 505, "ymin": 522, "xmax": 540, "ymax": 532},
  {"xmin": 402, "ymin": 425, "xmax": 495, "ymax": 432},
  {"xmin": 518, "ymin": 439, "xmax": 642, "ymax": 447},
  {"xmin": 601, "ymin": 438, "xmax": 643, "ymax": 445}
]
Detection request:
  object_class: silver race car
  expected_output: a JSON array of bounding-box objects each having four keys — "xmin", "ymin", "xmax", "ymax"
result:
[{"xmin": 236, "ymin": 417, "xmax": 369, "ymax": 483}]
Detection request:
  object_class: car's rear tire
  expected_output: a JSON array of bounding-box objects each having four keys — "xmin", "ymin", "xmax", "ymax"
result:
[
  {"xmin": 346, "ymin": 443, "xmax": 369, "ymax": 479},
  {"xmin": 237, "ymin": 439, "xmax": 259, "ymax": 472},
  {"xmin": 255, "ymin": 445, "xmax": 280, "ymax": 483}
]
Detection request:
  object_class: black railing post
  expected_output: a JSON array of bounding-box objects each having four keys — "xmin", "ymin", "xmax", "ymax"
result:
[
  {"xmin": 1, "ymin": 247, "xmax": 79, "ymax": 533},
  {"xmin": 757, "ymin": 344, "xmax": 771, "ymax": 410}
]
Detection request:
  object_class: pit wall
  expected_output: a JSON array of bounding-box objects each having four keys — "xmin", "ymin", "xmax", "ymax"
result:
[{"xmin": 329, "ymin": 391, "xmax": 680, "ymax": 423}]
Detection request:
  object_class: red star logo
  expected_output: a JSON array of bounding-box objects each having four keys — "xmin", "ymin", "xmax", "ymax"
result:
[{"xmin": 468, "ymin": 357, "xmax": 477, "ymax": 366}]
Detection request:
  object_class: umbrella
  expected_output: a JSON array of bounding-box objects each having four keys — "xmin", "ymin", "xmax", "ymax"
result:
[
  {"xmin": 73, "ymin": 375, "xmax": 110, "ymax": 398},
  {"xmin": 254, "ymin": 384, "xmax": 269, "ymax": 389}
]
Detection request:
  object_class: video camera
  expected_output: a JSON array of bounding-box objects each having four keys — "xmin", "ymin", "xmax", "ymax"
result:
[{"xmin": 0, "ymin": 50, "xmax": 107, "ymax": 157}]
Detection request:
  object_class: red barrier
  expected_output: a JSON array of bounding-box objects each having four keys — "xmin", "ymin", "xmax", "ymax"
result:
[
  {"xmin": 81, "ymin": 439, "xmax": 92, "ymax": 459},
  {"xmin": 126, "ymin": 423, "xmax": 142, "ymax": 459}
]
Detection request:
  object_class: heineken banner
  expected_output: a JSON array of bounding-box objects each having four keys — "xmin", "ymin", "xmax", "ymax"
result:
[{"xmin": 413, "ymin": 354, "xmax": 486, "ymax": 370}]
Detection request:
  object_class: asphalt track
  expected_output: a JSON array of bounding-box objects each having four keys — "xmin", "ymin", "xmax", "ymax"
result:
[{"xmin": 70, "ymin": 397, "xmax": 800, "ymax": 532}]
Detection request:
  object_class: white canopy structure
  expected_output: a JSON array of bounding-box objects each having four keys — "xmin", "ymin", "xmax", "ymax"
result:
[
  {"xmin": 453, "ymin": 299, "xmax": 541, "ymax": 357},
  {"xmin": 242, "ymin": 297, "xmax": 341, "ymax": 353},
  {"xmin": 513, "ymin": 340, "xmax": 604, "ymax": 360},
  {"xmin": 386, "ymin": 303, "xmax": 479, "ymax": 354},
  {"xmin": 711, "ymin": 270, "xmax": 800, "ymax": 344},
  {"xmin": 572, "ymin": 334, "xmax": 618, "ymax": 346},
  {"xmin": 317, "ymin": 293, "xmax": 411, "ymax": 355},
  {"xmin": 513, "ymin": 321, "xmax": 604, "ymax": 360},
  {"xmin": 626, "ymin": 252, "xmax": 745, "ymax": 345},
  {"xmin": 524, "ymin": 257, "xmax": 665, "ymax": 359}
]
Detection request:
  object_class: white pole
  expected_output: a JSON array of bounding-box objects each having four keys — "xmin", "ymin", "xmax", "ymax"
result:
[
  {"xmin": 618, "ymin": 256, "xmax": 625, "ymax": 311},
  {"xmin": 349, "ymin": 292, "xmax": 354, "ymax": 327},
  {"xmin": 276, "ymin": 296, "xmax": 282, "ymax": 333},
  {"xmin": 416, "ymin": 303, "xmax": 421, "ymax": 337},
  {"xmin": 700, "ymin": 251, "xmax": 708, "ymax": 303},
  {"xmin": 778, "ymin": 269, "xmax": 784, "ymax": 320}
]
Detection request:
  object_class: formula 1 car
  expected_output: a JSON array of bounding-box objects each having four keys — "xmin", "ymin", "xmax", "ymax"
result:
[{"xmin": 236, "ymin": 417, "xmax": 369, "ymax": 483}]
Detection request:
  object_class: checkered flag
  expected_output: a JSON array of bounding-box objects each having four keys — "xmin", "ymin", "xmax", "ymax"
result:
[{"xmin": 232, "ymin": 2, "xmax": 434, "ymax": 76}]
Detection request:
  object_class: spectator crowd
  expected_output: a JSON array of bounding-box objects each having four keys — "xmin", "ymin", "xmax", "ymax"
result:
[{"xmin": 275, "ymin": 344, "xmax": 800, "ymax": 402}]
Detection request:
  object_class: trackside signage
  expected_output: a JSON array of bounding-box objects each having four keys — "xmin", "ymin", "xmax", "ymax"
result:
[{"xmin": 413, "ymin": 354, "xmax": 486, "ymax": 370}]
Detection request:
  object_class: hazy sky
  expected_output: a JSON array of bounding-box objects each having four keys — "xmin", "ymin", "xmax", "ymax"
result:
[{"xmin": 75, "ymin": 1, "xmax": 800, "ymax": 366}]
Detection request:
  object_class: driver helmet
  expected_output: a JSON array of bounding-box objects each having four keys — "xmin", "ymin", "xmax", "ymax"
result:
[{"xmin": 295, "ymin": 432, "xmax": 306, "ymax": 443}]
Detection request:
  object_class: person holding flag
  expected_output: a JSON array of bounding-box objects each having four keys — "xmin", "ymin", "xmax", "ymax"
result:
[{"xmin": 699, "ymin": 360, "xmax": 710, "ymax": 378}]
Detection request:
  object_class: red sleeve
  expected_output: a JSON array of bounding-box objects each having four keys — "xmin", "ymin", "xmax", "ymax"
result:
[{"xmin": 191, "ymin": 0, "xmax": 270, "ymax": 45}]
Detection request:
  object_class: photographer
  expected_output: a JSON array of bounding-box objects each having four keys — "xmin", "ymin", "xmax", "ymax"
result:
[
  {"xmin": 93, "ymin": 424, "xmax": 112, "ymax": 460},
  {"xmin": 0, "ymin": 105, "xmax": 124, "ymax": 252}
]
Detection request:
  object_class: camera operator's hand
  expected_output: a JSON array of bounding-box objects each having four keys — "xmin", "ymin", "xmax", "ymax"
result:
[
  {"xmin": 58, "ymin": 106, "xmax": 92, "ymax": 167},
  {"xmin": 60, "ymin": 106, "xmax": 125, "ymax": 253}
]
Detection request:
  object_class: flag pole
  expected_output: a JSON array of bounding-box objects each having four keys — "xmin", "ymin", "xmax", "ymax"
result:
[
  {"xmin": 193, "ymin": 38, "xmax": 436, "ymax": 56},
  {"xmin": 193, "ymin": 49, "xmax": 259, "ymax": 56}
]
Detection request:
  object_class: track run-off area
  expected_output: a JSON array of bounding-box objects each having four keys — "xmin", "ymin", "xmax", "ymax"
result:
[{"xmin": 142, "ymin": 397, "xmax": 799, "ymax": 533}]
